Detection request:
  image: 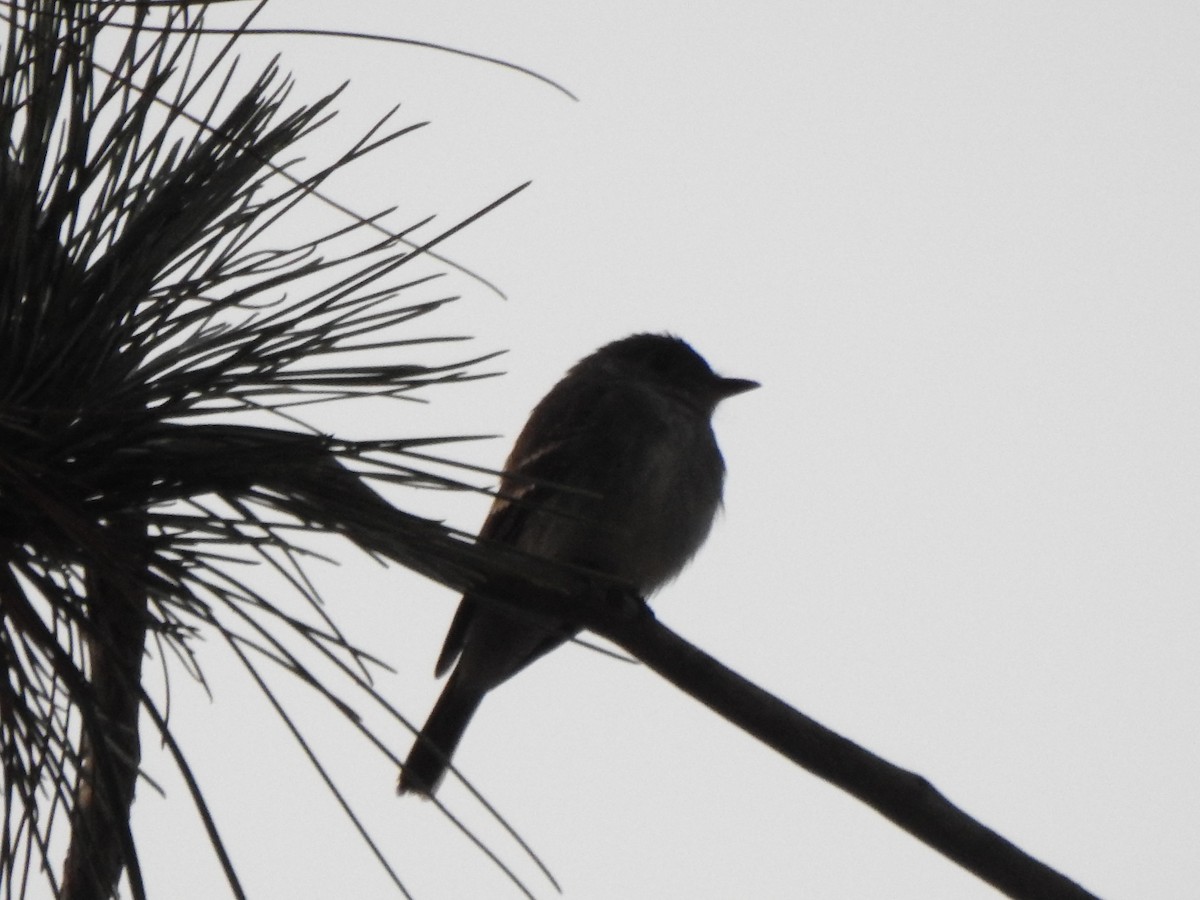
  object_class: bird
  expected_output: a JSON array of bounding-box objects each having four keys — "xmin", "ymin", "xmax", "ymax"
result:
[{"xmin": 397, "ymin": 333, "xmax": 757, "ymax": 796}]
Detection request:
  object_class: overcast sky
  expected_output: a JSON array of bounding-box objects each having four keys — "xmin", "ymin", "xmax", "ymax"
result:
[{"xmin": 66, "ymin": 3, "xmax": 1200, "ymax": 898}]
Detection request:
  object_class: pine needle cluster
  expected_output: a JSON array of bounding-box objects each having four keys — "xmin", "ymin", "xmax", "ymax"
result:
[{"xmin": 0, "ymin": 4, "xmax": 544, "ymax": 896}]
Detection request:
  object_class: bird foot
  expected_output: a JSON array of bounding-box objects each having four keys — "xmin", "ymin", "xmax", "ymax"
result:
[{"xmin": 598, "ymin": 585, "xmax": 653, "ymax": 622}]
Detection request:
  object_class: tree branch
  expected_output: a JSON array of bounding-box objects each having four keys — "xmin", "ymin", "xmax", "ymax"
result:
[
  {"xmin": 590, "ymin": 603, "xmax": 1100, "ymax": 900},
  {"xmin": 60, "ymin": 526, "xmax": 150, "ymax": 900}
]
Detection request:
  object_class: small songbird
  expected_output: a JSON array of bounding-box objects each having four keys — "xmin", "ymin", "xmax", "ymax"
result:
[{"xmin": 398, "ymin": 333, "xmax": 757, "ymax": 796}]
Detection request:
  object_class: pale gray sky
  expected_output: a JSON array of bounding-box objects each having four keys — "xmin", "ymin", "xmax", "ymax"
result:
[{"xmin": 111, "ymin": 3, "xmax": 1200, "ymax": 898}]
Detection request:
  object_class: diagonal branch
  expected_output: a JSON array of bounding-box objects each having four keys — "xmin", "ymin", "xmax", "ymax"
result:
[{"xmin": 584, "ymin": 601, "xmax": 1102, "ymax": 900}]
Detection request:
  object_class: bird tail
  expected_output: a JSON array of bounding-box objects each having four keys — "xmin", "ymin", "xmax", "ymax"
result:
[{"xmin": 398, "ymin": 672, "xmax": 484, "ymax": 797}]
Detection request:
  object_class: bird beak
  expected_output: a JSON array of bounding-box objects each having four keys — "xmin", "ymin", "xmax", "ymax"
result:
[{"xmin": 714, "ymin": 376, "xmax": 760, "ymax": 399}]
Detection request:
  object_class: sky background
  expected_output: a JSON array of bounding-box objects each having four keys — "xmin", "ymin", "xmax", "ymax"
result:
[{"xmin": 35, "ymin": 2, "xmax": 1200, "ymax": 898}]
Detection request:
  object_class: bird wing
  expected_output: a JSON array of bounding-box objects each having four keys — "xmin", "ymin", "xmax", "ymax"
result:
[{"xmin": 432, "ymin": 375, "xmax": 621, "ymax": 678}]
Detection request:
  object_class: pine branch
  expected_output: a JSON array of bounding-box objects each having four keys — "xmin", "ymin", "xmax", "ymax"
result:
[
  {"xmin": 597, "ymin": 605, "xmax": 1103, "ymax": 900},
  {"xmin": 60, "ymin": 522, "xmax": 150, "ymax": 900}
]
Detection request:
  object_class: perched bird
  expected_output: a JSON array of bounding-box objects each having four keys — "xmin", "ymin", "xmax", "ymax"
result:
[{"xmin": 398, "ymin": 333, "xmax": 757, "ymax": 796}]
